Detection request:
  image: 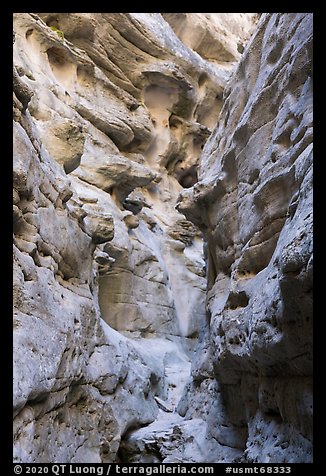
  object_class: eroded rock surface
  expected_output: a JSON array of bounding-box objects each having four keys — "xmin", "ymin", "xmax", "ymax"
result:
[
  {"xmin": 177, "ymin": 13, "xmax": 313, "ymax": 463},
  {"xmin": 14, "ymin": 12, "xmax": 311, "ymax": 464},
  {"xmin": 13, "ymin": 13, "xmax": 258, "ymax": 462}
]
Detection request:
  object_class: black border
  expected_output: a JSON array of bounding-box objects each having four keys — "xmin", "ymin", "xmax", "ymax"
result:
[{"xmin": 7, "ymin": 5, "xmax": 320, "ymax": 472}]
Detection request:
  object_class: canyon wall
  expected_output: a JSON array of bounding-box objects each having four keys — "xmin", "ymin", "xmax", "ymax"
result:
[
  {"xmin": 13, "ymin": 13, "xmax": 258, "ymax": 462},
  {"xmin": 13, "ymin": 12, "xmax": 312, "ymax": 464},
  {"xmin": 177, "ymin": 13, "xmax": 313, "ymax": 463}
]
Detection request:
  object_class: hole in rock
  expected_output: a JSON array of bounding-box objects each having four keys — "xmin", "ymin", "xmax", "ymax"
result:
[
  {"xmin": 237, "ymin": 42, "xmax": 245, "ymax": 54},
  {"xmin": 144, "ymin": 84, "xmax": 178, "ymax": 109},
  {"xmin": 122, "ymin": 198, "xmax": 143, "ymax": 215},
  {"xmin": 25, "ymin": 29, "xmax": 34, "ymax": 39},
  {"xmin": 174, "ymin": 160, "xmax": 198, "ymax": 188},
  {"xmin": 117, "ymin": 421, "xmax": 163, "ymax": 463},
  {"xmin": 225, "ymin": 290, "xmax": 249, "ymax": 310},
  {"xmin": 179, "ymin": 166, "xmax": 198, "ymax": 188},
  {"xmin": 198, "ymin": 72, "xmax": 208, "ymax": 88},
  {"xmin": 45, "ymin": 16, "xmax": 60, "ymax": 28},
  {"xmin": 27, "ymin": 392, "xmax": 49, "ymax": 405},
  {"xmin": 237, "ymin": 229, "xmax": 284, "ymax": 278},
  {"xmin": 168, "ymin": 115, "xmax": 183, "ymax": 130},
  {"xmin": 47, "ymin": 47, "xmax": 67, "ymax": 67},
  {"xmin": 46, "ymin": 47, "xmax": 76, "ymax": 87}
]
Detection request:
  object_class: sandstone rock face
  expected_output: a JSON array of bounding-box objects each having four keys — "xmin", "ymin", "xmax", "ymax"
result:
[
  {"xmin": 163, "ymin": 14, "xmax": 259, "ymax": 65},
  {"xmin": 177, "ymin": 13, "xmax": 313, "ymax": 463},
  {"xmin": 13, "ymin": 109, "xmax": 159, "ymax": 463},
  {"xmin": 14, "ymin": 12, "xmax": 311, "ymax": 464},
  {"xmin": 13, "ymin": 13, "xmax": 258, "ymax": 462}
]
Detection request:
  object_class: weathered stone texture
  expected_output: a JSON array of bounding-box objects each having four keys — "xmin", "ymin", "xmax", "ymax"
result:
[
  {"xmin": 14, "ymin": 12, "xmax": 311, "ymax": 464},
  {"xmin": 13, "ymin": 100, "xmax": 158, "ymax": 463},
  {"xmin": 177, "ymin": 13, "xmax": 313, "ymax": 463},
  {"xmin": 13, "ymin": 13, "xmax": 258, "ymax": 462}
]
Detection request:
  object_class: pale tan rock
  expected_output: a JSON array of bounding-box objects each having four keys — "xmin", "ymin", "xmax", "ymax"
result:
[
  {"xmin": 13, "ymin": 12, "xmax": 260, "ymax": 463},
  {"xmin": 41, "ymin": 120, "xmax": 85, "ymax": 174},
  {"xmin": 123, "ymin": 212, "xmax": 140, "ymax": 229},
  {"xmin": 163, "ymin": 14, "xmax": 259, "ymax": 64}
]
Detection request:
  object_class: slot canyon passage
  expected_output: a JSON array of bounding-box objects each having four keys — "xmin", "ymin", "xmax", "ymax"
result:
[{"xmin": 13, "ymin": 13, "xmax": 313, "ymax": 463}]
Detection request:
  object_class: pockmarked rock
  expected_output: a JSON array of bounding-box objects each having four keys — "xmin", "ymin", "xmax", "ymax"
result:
[
  {"xmin": 177, "ymin": 13, "xmax": 313, "ymax": 463},
  {"xmin": 12, "ymin": 12, "xmax": 311, "ymax": 464}
]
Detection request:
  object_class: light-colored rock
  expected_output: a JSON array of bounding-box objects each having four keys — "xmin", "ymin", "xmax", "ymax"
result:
[
  {"xmin": 15, "ymin": 11, "xmax": 300, "ymax": 465},
  {"xmin": 163, "ymin": 13, "xmax": 259, "ymax": 64},
  {"xmin": 13, "ymin": 13, "xmax": 258, "ymax": 463},
  {"xmin": 177, "ymin": 13, "xmax": 313, "ymax": 463},
  {"xmin": 13, "ymin": 107, "xmax": 159, "ymax": 463}
]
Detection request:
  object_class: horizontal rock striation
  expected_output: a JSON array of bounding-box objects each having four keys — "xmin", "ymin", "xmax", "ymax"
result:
[{"xmin": 177, "ymin": 13, "xmax": 313, "ymax": 463}]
